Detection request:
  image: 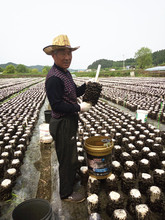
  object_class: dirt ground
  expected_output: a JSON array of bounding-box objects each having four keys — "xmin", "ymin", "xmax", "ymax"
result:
[{"xmin": 34, "ymin": 143, "xmax": 52, "ymax": 201}]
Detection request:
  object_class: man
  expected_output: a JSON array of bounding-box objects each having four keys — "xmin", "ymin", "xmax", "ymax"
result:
[{"xmin": 43, "ymin": 34, "xmax": 91, "ymax": 202}]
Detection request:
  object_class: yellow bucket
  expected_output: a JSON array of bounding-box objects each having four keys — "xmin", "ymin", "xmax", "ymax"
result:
[{"xmin": 84, "ymin": 136, "xmax": 114, "ymax": 179}]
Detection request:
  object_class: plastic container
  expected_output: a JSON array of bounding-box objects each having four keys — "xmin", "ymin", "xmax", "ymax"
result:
[
  {"xmin": 84, "ymin": 136, "xmax": 114, "ymax": 179},
  {"xmin": 39, "ymin": 123, "xmax": 53, "ymax": 143},
  {"xmin": 136, "ymin": 110, "xmax": 148, "ymax": 123},
  {"xmin": 12, "ymin": 198, "xmax": 56, "ymax": 220},
  {"xmin": 44, "ymin": 110, "xmax": 52, "ymax": 123}
]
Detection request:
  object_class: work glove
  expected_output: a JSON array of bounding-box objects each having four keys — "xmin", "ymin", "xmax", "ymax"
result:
[{"xmin": 80, "ymin": 102, "xmax": 92, "ymax": 112}]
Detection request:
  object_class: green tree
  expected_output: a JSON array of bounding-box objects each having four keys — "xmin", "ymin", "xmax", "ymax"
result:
[
  {"xmin": 88, "ymin": 59, "xmax": 114, "ymax": 69},
  {"xmin": 135, "ymin": 47, "xmax": 152, "ymax": 69},
  {"xmin": 31, "ymin": 68, "xmax": 39, "ymax": 73},
  {"xmin": 0, "ymin": 67, "xmax": 4, "ymax": 72},
  {"xmin": 125, "ymin": 58, "xmax": 136, "ymax": 67},
  {"xmin": 16, "ymin": 64, "xmax": 28, "ymax": 73},
  {"xmin": 42, "ymin": 66, "xmax": 51, "ymax": 74},
  {"xmin": 152, "ymin": 49, "xmax": 165, "ymax": 66},
  {"xmin": 3, "ymin": 64, "xmax": 15, "ymax": 74}
]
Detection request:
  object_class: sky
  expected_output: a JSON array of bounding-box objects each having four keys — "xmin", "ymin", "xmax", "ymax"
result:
[{"xmin": 0, "ymin": 0, "xmax": 165, "ymax": 70}]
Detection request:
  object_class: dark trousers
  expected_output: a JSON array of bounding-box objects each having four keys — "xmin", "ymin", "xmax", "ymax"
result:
[{"xmin": 49, "ymin": 114, "xmax": 78, "ymax": 199}]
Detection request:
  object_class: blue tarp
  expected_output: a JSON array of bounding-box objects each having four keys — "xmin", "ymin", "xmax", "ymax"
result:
[{"xmin": 145, "ymin": 66, "xmax": 165, "ymax": 71}]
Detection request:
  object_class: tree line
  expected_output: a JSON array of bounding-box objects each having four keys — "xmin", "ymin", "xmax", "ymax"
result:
[
  {"xmin": 88, "ymin": 48, "xmax": 165, "ymax": 69},
  {"xmin": 0, "ymin": 48, "xmax": 164, "ymax": 74},
  {"xmin": 0, "ymin": 64, "xmax": 51, "ymax": 75}
]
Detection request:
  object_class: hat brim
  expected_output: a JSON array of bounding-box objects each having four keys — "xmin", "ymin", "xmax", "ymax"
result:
[{"xmin": 43, "ymin": 45, "xmax": 80, "ymax": 55}]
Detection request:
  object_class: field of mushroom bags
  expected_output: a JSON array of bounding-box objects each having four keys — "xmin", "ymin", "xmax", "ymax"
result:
[
  {"xmin": 75, "ymin": 77, "xmax": 165, "ymax": 220},
  {"xmin": 0, "ymin": 77, "xmax": 165, "ymax": 220},
  {"xmin": 75, "ymin": 77, "xmax": 165, "ymax": 124},
  {"xmin": 0, "ymin": 78, "xmax": 46, "ymax": 217},
  {"xmin": 77, "ymin": 99, "xmax": 165, "ymax": 220}
]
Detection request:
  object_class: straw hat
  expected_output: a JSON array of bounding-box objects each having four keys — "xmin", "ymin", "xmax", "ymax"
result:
[{"xmin": 43, "ymin": 34, "xmax": 80, "ymax": 55}]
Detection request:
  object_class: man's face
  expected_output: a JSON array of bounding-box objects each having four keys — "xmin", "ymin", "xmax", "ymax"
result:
[{"xmin": 52, "ymin": 48, "xmax": 72, "ymax": 70}]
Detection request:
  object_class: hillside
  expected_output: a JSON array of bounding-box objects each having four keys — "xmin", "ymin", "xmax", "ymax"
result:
[
  {"xmin": 0, "ymin": 62, "xmax": 82, "ymax": 73},
  {"xmin": 0, "ymin": 62, "xmax": 44, "ymax": 72}
]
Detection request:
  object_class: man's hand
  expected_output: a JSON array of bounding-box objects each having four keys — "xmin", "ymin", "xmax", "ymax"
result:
[{"xmin": 80, "ymin": 102, "xmax": 92, "ymax": 112}]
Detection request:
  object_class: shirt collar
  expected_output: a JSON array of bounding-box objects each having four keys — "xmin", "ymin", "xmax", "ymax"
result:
[{"xmin": 54, "ymin": 63, "xmax": 69, "ymax": 73}]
